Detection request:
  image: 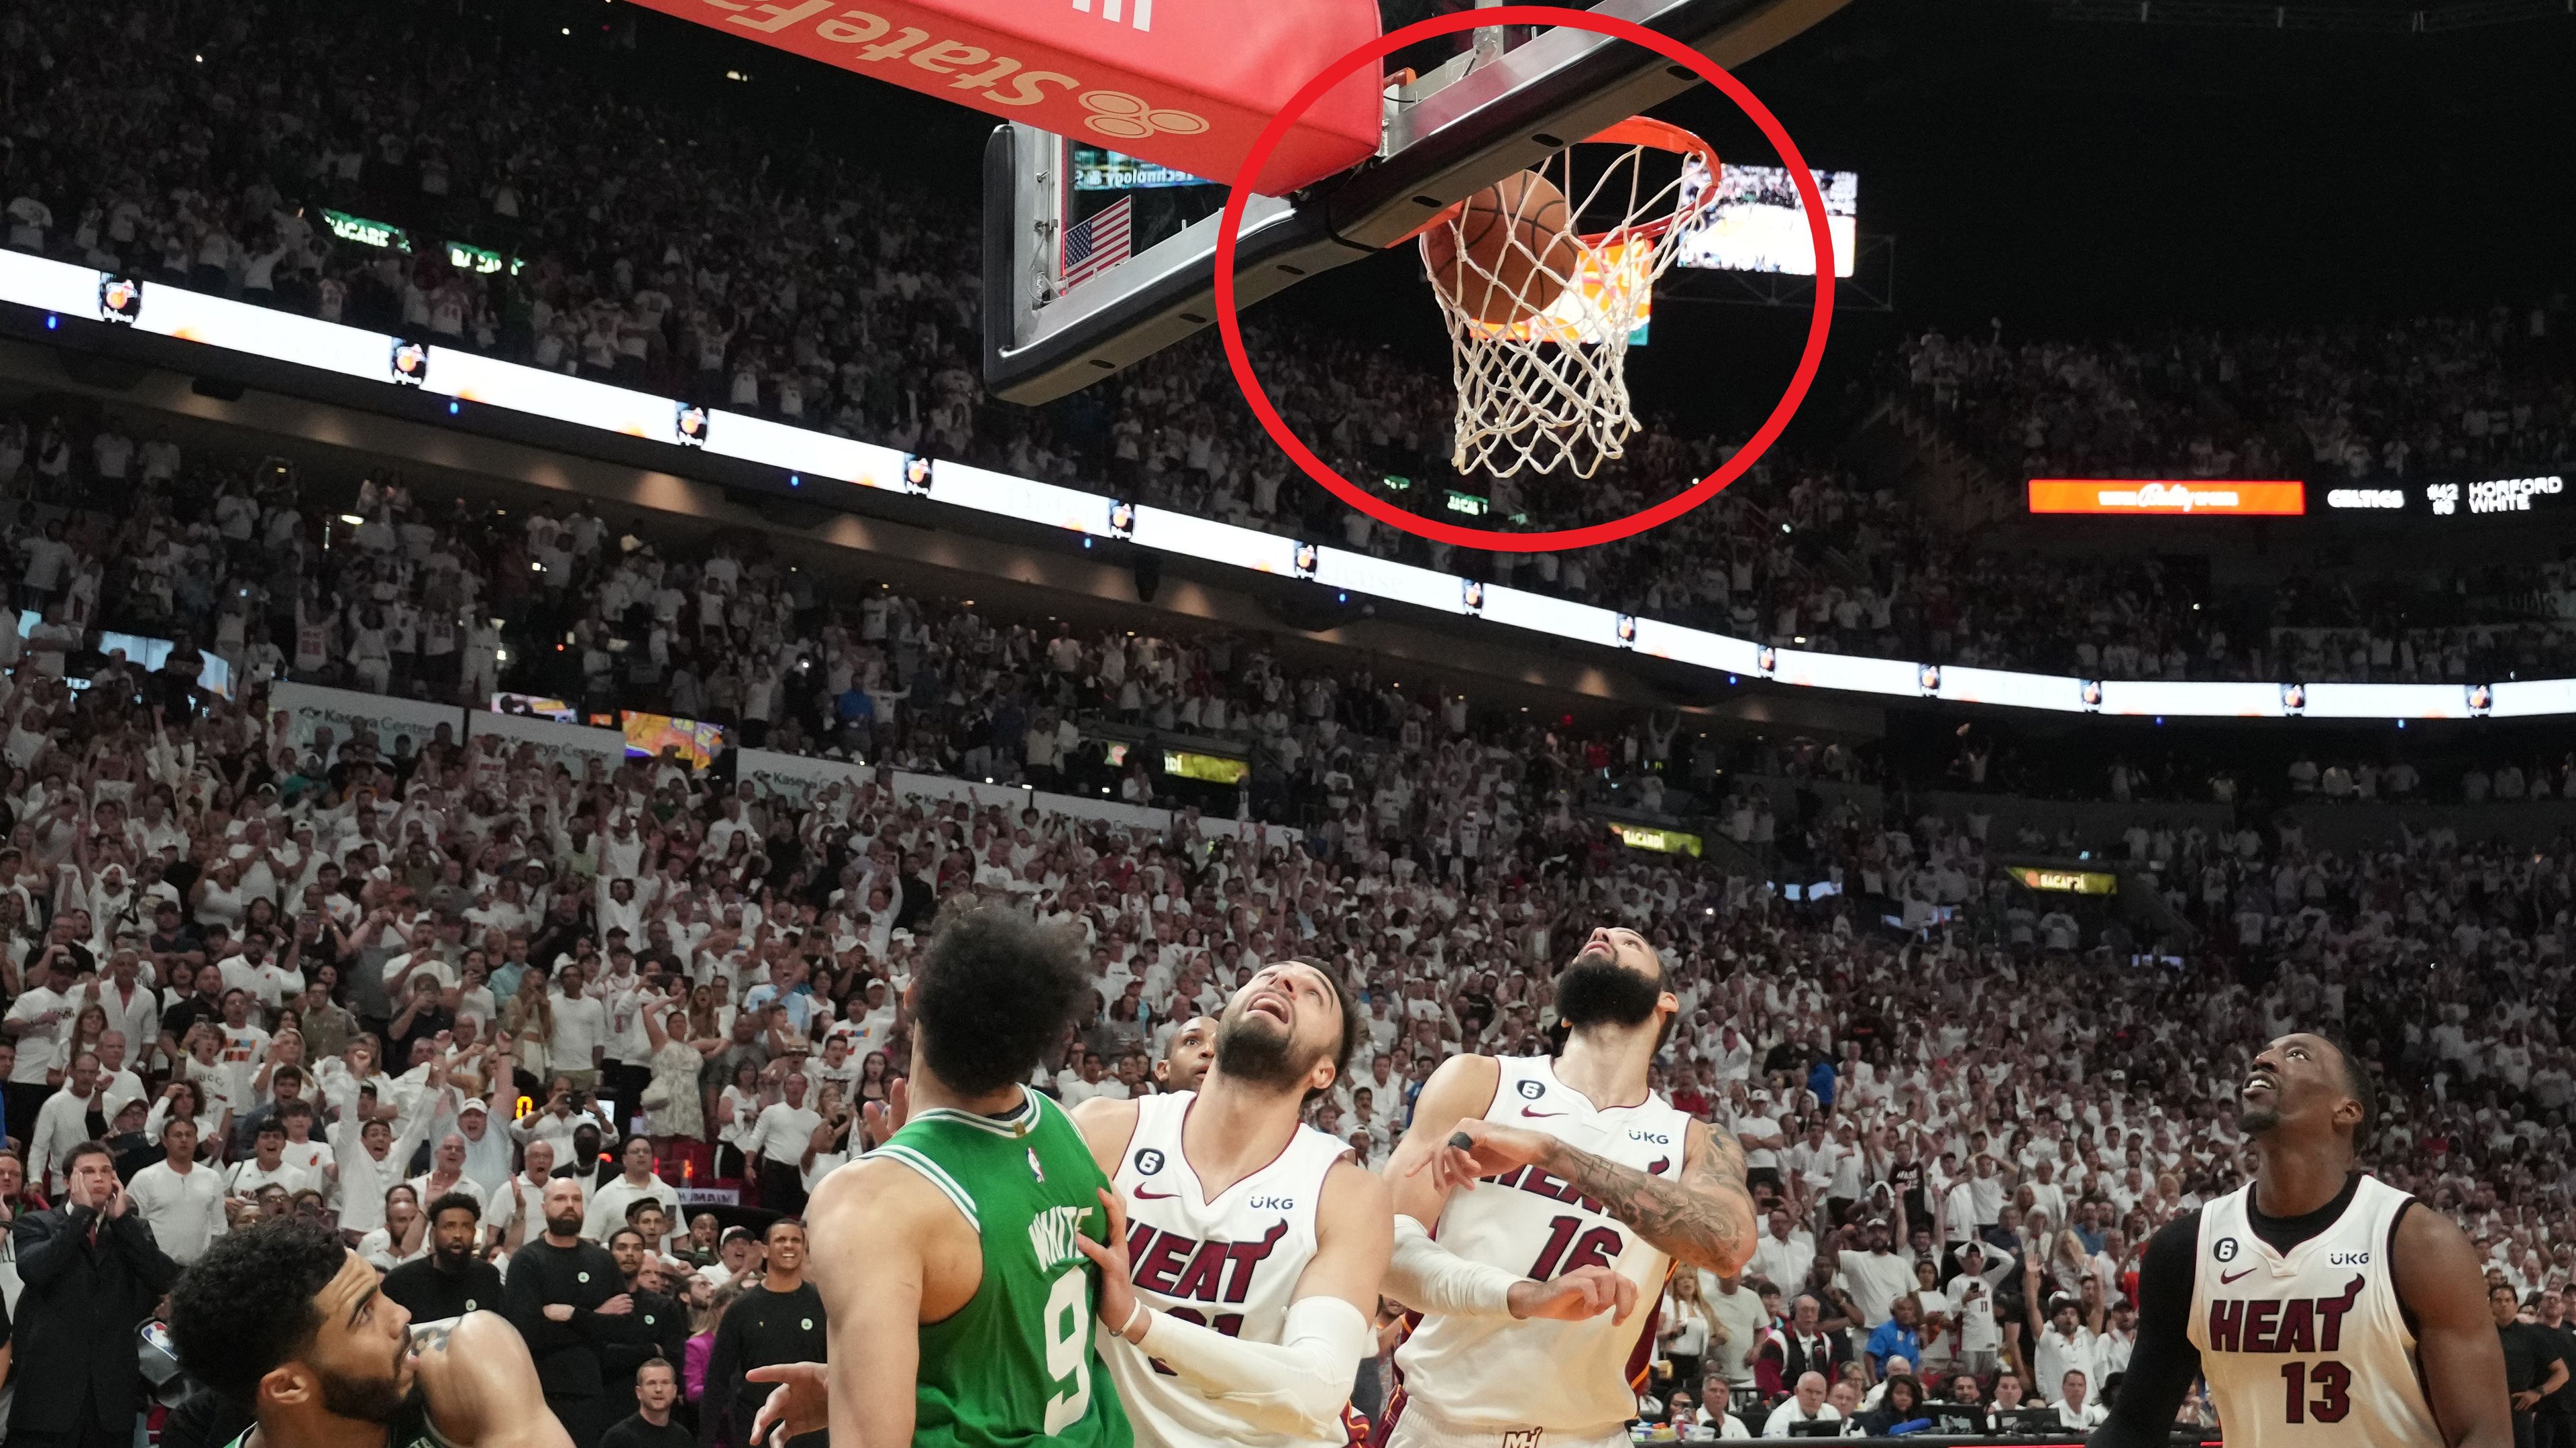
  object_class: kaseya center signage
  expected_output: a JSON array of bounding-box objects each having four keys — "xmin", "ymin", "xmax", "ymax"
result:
[
  {"xmin": 2027, "ymin": 480, "xmax": 2306, "ymax": 516},
  {"xmin": 2013, "ymin": 866, "xmax": 2118, "ymax": 895}
]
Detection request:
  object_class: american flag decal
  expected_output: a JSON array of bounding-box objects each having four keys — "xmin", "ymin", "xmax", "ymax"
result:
[{"xmin": 1061, "ymin": 196, "xmax": 1134, "ymax": 292}]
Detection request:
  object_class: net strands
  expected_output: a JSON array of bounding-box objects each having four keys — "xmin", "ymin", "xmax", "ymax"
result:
[{"xmin": 1423, "ymin": 119, "xmax": 1715, "ymax": 480}]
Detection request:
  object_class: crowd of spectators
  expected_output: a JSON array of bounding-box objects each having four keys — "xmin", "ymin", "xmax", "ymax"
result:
[
  {"xmin": 0, "ymin": 4, "xmax": 2574, "ymax": 1439},
  {"xmin": 0, "ymin": 398, "xmax": 2565, "ymax": 1443},
  {"xmin": 1900, "ymin": 309, "xmax": 2576, "ymax": 490},
  {"xmin": 12, "ymin": 0, "xmax": 2576, "ymax": 694}
]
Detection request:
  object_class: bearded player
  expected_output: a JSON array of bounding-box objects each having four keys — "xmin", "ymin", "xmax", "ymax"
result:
[
  {"xmin": 2089, "ymin": 1033, "xmax": 2512, "ymax": 1448},
  {"xmin": 1066, "ymin": 963, "xmax": 1390, "ymax": 1448},
  {"xmin": 1381, "ymin": 926, "xmax": 1758, "ymax": 1448},
  {"xmin": 167, "ymin": 1217, "xmax": 572, "ymax": 1448}
]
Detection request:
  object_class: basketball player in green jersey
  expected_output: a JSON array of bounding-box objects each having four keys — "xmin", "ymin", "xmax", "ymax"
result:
[
  {"xmin": 745, "ymin": 905, "xmax": 1130, "ymax": 1448},
  {"xmin": 166, "ymin": 1217, "xmax": 571, "ymax": 1448}
]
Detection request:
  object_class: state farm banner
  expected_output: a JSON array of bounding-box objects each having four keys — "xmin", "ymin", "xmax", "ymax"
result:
[
  {"xmin": 625, "ymin": 0, "xmax": 1381, "ymax": 195},
  {"xmin": 270, "ymin": 681, "xmax": 465, "ymax": 763}
]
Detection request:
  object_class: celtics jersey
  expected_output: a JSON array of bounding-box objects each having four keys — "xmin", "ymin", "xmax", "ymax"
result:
[{"xmin": 870, "ymin": 1089, "xmax": 1132, "ymax": 1448}]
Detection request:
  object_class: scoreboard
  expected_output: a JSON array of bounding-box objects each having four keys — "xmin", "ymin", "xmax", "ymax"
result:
[
  {"xmin": 2322, "ymin": 475, "xmax": 2565, "ymax": 518},
  {"xmin": 2028, "ymin": 476, "xmax": 2569, "ymax": 521}
]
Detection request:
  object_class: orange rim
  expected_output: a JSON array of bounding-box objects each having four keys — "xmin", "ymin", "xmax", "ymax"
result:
[{"xmin": 1394, "ymin": 117, "xmax": 1720, "ymax": 250}]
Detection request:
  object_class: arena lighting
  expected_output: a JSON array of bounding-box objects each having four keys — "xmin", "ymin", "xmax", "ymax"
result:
[{"xmin": 13, "ymin": 247, "xmax": 2576, "ymax": 721}]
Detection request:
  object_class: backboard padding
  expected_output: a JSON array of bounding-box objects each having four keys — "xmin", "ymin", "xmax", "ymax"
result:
[{"xmin": 983, "ymin": 0, "xmax": 1853, "ymax": 406}]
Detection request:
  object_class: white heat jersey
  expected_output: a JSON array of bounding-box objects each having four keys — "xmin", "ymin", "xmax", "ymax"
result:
[
  {"xmin": 2186, "ymin": 1175, "xmax": 2440, "ymax": 1448},
  {"xmin": 1394, "ymin": 1056, "xmax": 1690, "ymax": 1439},
  {"xmin": 1104, "ymin": 1090, "xmax": 1353, "ymax": 1448}
]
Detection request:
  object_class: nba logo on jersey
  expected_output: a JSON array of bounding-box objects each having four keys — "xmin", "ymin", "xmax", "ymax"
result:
[{"xmin": 1028, "ymin": 1148, "xmax": 1046, "ymax": 1182}]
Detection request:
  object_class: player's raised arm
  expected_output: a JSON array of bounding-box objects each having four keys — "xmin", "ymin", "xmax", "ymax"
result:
[
  {"xmin": 1386, "ymin": 1053, "xmax": 1501, "ymax": 1227},
  {"xmin": 1417, "ymin": 1108, "xmax": 1756, "ymax": 1278},
  {"xmin": 1077, "ymin": 1158, "xmax": 1389, "ymax": 1441},
  {"xmin": 2389, "ymin": 1203, "xmax": 2516, "ymax": 1448}
]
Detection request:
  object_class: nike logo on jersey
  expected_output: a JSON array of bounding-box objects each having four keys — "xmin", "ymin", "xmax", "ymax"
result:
[
  {"xmin": 1521, "ymin": 1106, "xmax": 1566, "ymax": 1119},
  {"xmin": 1134, "ymin": 1186, "xmax": 1177, "ymax": 1201},
  {"xmin": 1646, "ymin": 1157, "xmax": 1672, "ymax": 1176},
  {"xmin": 2218, "ymin": 1266, "xmax": 2257, "ymax": 1285}
]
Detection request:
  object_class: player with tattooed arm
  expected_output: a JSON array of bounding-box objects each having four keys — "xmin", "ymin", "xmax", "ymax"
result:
[{"xmin": 1379, "ymin": 926, "xmax": 1758, "ymax": 1448}]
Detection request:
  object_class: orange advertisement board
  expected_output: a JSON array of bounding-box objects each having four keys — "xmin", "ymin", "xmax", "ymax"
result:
[{"xmin": 2027, "ymin": 480, "xmax": 2306, "ymax": 516}]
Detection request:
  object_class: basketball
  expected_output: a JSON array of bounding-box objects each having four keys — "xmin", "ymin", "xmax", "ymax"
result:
[{"xmin": 1421, "ymin": 169, "xmax": 1579, "ymax": 327}]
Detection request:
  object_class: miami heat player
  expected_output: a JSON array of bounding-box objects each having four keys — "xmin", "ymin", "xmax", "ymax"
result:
[
  {"xmin": 1072, "ymin": 961, "xmax": 1391, "ymax": 1448},
  {"xmin": 2089, "ymin": 1033, "xmax": 2512, "ymax": 1448},
  {"xmin": 1382, "ymin": 927, "xmax": 1757, "ymax": 1448}
]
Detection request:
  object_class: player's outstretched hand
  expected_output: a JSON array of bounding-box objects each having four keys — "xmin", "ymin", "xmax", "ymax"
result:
[
  {"xmin": 746, "ymin": 1362, "xmax": 830, "ymax": 1445},
  {"xmin": 1508, "ymin": 1265, "xmax": 1638, "ymax": 1324},
  {"xmin": 1073, "ymin": 1186, "xmax": 1144, "ymax": 1338},
  {"xmin": 1406, "ymin": 1119, "xmax": 1553, "ymax": 1194},
  {"xmin": 862, "ymin": 1077, "xmax": 910, "ymax": 1148}
]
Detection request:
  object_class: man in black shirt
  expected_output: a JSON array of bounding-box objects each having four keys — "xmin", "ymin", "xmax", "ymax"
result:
[
  {"xmin": 156, "ymin": 961, "xmax": 223, "ymax": 1066},
  {"xmin": 2536, "ymin": 1288, "xmax": 2575, "ymax": 1448},
  {"xmin": 502, "ymin": 1176, "xmax": 647, "ymax": 1448},
  {"xmin": 700, "ymin": 1218, "xmax": 827, "ymax": 1448},
  {"xmin": 2498, "ymin": 1284, "xmax": 2569, "ymax": 1448},
  {"xmin": 390, "ymin": 974, "xmax": 457, "ymax": 1074},
  {"xmin": 600, "ymin": 1358, "xmax": 692, "ymax": 1448},
  {"xmin": 385, "ymin": 1192, "xmax": 505, "ymax": 1321},
  {"xmin": 147, "ymin": 904, "xmax": 207, "ymax": 993},
  {"xmin": 600, "ymin": 1228, "xmax": 690, "ymax": 1408}
]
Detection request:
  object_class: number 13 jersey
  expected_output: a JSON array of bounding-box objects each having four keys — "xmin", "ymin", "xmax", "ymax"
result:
[
  {"xmin": 2186, "ymin": 1174, "xmax": 2440, "ymax": 1448},
  {"xmin": 1393, "ymin": 1056, "xmax": 1689, "ymax": 1439}
]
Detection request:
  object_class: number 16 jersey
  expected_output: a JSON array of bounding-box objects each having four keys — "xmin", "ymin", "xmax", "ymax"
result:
[{"xmin": 1393, "ymin": 1056, "xmax": 1688, "ymax": 1439}]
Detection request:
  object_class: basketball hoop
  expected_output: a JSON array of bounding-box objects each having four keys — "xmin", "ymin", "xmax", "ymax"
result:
[{"xmin": 1420, "ymin": 117, "xmax": 1718, "ymax": 480}]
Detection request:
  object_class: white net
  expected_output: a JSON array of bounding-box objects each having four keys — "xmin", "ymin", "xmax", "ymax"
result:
[{"xmin": 1422, "ymin": 120, "xmax": 1715, "ymax": 480}]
